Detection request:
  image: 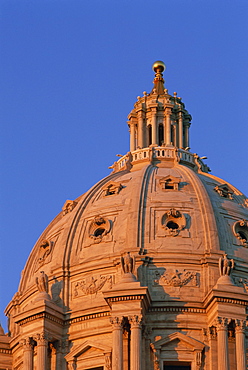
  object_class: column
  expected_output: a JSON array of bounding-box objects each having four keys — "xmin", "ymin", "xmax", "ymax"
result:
[
  {"xmin": 165, "ymin": 108, "xmax": 171, "ymax": 145},
  {"xmin": 110, "ymin": 316, "xmax": 124, "ymax": 370},
  {"xmin": 235, "ymin": 319, "xmax": 246, "ymax": 370},
  {"xmin": 35, "ymin": 332, "xmax": 49, "ymax": 370},
  {"xmin": 137, "ymin": 111, "xmax": 144, "ymax": 148},
  {"xmin": 129, "ymin": 315, "xmax": 142, "ymax": 370},
  {"xmin": 178, "ymin": 111, "xmax": 183, "ymax": 149},
  {"xmin": 216, "ymin": 317, "xmax": 230, "ymax": 370},
  {"xmin": 184, "ymin": 119, "xmax": 190, "ymax": 148},
  {"xmin": 130, "ymin": 123, "xmax": 136, "ymax": 152},
  {"xmin": 22, "ymin": 337, "xmax": 34, "ymax": 370},
  {"xmin": 151, "ymin": 109, "xmax": 157, "ymax": 145}
]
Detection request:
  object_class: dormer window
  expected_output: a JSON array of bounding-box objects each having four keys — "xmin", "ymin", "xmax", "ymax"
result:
[
  {"xmin": 214, "ymin": 184, "xmax": 233, "ymax": 199},
  {"xmin": 102, "ymin": 181, "xmax": 123, "ymax": 196},
  {"xmin": 159, "ymin": 176, "xmax": 181, "ymax": 191}
]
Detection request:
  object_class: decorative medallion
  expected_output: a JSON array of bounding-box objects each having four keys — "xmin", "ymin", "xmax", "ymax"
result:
[
  {"xmin": 161, "ymin": 208, "xmax": 186, "ymax": 236},
  {"xmin": 89, "ymin": 215, "xmax": 111, "ymax": 243},
  {"xmin": 233, "ymin": 219, "xmax": 248, "ymax": 247}
]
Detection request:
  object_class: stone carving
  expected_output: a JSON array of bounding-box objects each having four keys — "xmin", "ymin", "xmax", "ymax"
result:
[
  {"xmin": 233, "ymin": 220, "xmax": 248, "ymax": 247},
  {"xmin": 73, "ymin": 275, "xmax": 113, "ymax": 298},
  {"xmin": 155, "ymin": 269, "xmax": 199, "ymax": 287},
  {"xmin": 89, "ymin": 215, "xmax": 111, "ymax": 243},
  {"xmin": 161, "ymin": 208, "xmax": 186, "ymax": 236},
  {"xmin": 104, "ymin": 352, "xmax": 112, "ymax": 370},
  {"xmin": 110, "ymin": 316, "xmax": 124, "ymax": 328},
  {"xmin": 51, "ymin": 277, "xmax": 63, "ymax": 306},
  {"xmin": 215, "ymin": 317, "xmax": 231, "ymax": 330},
  {"xmin": 207, "ymin": 326, "xmax": 217, "ymax": 340},
  {"xmin": 128, "ymin": 315, "xmax": 142, "ymax": 328},
  {"xmin": 38, "ymin": 239, "xmax": 54, "ymax": 266},
  {"xmin": 235, "ymin": 319, "xmax": 246, "ymax": 333},
  {"xmin": 21, "ymin": 337, "xmax": 34, "ymax": 350},
  {"xmin": 121, "ymin": 252, "xmax": 135, "ymax": 274},
  {"xmin": 214, "ymin": 184, "xmax": 233, "ymax": 199},
  {"xmin": 234, "ymin": 277, "xmax": 248, "ymax": 292},
  {"xmin": 150, "ymin": 344, "xmax": 160, "ymax": 370},
  {"xmin": 36, "ymin": 271, "xmax": 48, "ymax": 293},
  {"xmin": 219, "ymin": 254, "xmax": 234, "ymax": 276},
  {"xmin": 62, "ymin": 200, "xmax": 78, "ymax": 215}
]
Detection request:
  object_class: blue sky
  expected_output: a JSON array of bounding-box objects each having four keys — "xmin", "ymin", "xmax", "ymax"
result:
[{"xmin": 0, "ymin": 0, "xmax": 248, "ymax": 331}]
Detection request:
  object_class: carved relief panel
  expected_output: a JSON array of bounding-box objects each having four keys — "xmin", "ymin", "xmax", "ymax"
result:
[{"xmin": 72, "ymin": 274, "xmax": 114, "ymax": 298}]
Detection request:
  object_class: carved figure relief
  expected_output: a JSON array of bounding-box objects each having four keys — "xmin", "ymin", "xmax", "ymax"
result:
[
  {"xmin": 88, "ymin": 215, "xmax": 111, "ymax": 243},
  {"xmin": 121, "ymin": 252, "xmax": 135, "ymax": 274},
  {"xmin": 219, "ymin": 254, "xmax": 234, "ymax": 276},
  {"xmin": 73, "ymin": 275, "xmax": 113, "ymax": 298},
  {"xmin": 234, "ymin": 277, "xmax": 248, "ymax": 292},
  {"xmin": 36, "ymin": 271, "xmax": 49, "ymax": 293},
  {"xmin": 161, "ymin": 209, "xmax": 186, "ymax": 236},
  {"xmin": 62, "ymin": 200, "xmax": 78, "ymax": 215},
  {"xmin": 233, "ymin": 219, "xmax": 248, "ymax": 247},
  {"xmin": 38, "ymin": 239, "xmax": 54, "ymax": 266},
  {"xmin": 159, "ymin": 175, "xmax": 181, "ymax": 191},
  {"xmin": 214, "ymin": 184, "xmax": 233, "ymax": 199},
  {"xmin": 154, "ymin": 269, "xmax": 199, "ymax": 287},
  {"xmin": 102, "ymin": 181, "xmax": 123, "ymax": 196}
]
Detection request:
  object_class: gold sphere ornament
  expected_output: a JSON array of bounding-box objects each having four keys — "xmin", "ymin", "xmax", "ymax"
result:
[{"xmin": 152, "ymin": 61, "xmax": 166, "ymax": 73}]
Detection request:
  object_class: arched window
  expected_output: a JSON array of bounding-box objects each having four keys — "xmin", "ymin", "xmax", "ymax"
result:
[
  {"xmin": 158, "ymin": 124, "xmax": 164, "ymax": 146},
  {"xmin": 148, "ymin": 124, "xmax": 152, "ymax": 146}
]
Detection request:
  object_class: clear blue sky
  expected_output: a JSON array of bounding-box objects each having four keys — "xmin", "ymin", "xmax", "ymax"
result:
[{"xmin": 0, "ymin": 0, "xmax": 248, "ymax": 331}]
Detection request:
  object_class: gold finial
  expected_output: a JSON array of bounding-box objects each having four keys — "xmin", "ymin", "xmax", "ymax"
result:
[{"xmin": 152, "ymin": 61, "xmax": 166, "ymax": 73}]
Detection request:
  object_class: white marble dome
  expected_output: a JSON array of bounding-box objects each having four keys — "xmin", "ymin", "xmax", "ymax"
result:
[{"xmin": 3, "ymin": 63, "xmax": 248, "ymax": 370}]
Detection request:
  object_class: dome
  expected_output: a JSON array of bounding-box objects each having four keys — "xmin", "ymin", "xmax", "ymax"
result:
[{"xmin": 4, "ymin": 63, "xmax": 248, "ymax": 370}]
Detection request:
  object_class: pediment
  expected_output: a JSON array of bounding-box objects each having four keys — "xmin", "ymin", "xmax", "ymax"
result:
[
  {"xmin": 102, "ymin": 181, "xmax": 123, "ymax": 195},
  {"xmin": 152, "ymin": 332, "xmax": 204, "ymax": 351},
  {"xmin": 65, "ymin": 340, "xmax": 111, "ymax": 362}
]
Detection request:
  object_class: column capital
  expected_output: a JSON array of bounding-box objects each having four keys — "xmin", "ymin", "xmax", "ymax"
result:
[
  {"xmin": 34, "ymin": 332, "xmax": 51, "ymax": 345},
  {"xmin": 110, "ymin": 316, "xmax": 124, "ymax": 329},
  {"xmin": 21, "ymin": 337, "xmax": 34, "ymax": 350},
  {"xmin": 235, "ymin": 319, "xmax": 247, "ymax": 333},
  {"xmin": 128, "ymin": 314, "xmax": 143, "ymax": 328},
  {"xmin": 215, "ymin": 317, "xmax": 230, "ymax": 331}
]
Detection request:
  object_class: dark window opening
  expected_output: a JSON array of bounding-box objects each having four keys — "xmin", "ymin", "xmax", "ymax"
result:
[
  {"xmin": 86, "ymin": 367, "xmax": 104, "ymax": 370},
  {"xmin": 159, "ymin": 124, "xmax": 164, "ymax": 146},
  {"xmin": 166, "ymin": 221, "xmax": 179, "ymax": 230},
  {"xmin": 238, "ymin": 231, "xmax": 247, "ymax": 241},
  {"xmin": 94, "ymin": 228, "xmax": 105, "ymax": 237},
  {"xmin": 164, "ymin": 366, "xmax": 191, "ymax": 370},
  {"xmin": 165, "ymin": 180, "xmax": 174, "ymax": 190},
  {"xmin": 148, "ymin": 125, "xmax": 152, "ymax": 146},
  {"xmin": 164, "ymin": 362, "xmax": 191, "ymax": 370}
]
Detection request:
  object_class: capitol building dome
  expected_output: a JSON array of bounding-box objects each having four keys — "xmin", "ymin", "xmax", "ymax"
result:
[{"xmin": 1, "ymin": 62, "xmax": 248, "ymax": 370}]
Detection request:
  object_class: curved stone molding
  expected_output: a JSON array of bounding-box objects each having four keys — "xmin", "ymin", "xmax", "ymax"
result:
[
  {"xmin": 233, "ymin": 219, "xmax": 248, "ymax": 247},
  {"xmin": 161, "ymin": 208, "xmax": 186, "ymax": 236},
  {"xmin": 89, "ymin": 215, "xmax": 111, "ymax": 243}
]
